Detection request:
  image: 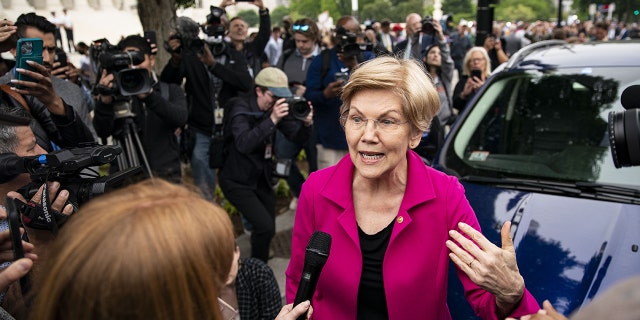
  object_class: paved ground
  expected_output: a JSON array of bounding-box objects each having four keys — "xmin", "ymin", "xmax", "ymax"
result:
[{"xmin": 236, "ymin": 206, "xmax": 295, "ymax": 302}]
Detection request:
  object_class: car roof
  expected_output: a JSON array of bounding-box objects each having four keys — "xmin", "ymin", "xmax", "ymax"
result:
[{"xmin": 503, "ymin": 40, "xmax": 640, "ymax": 71}]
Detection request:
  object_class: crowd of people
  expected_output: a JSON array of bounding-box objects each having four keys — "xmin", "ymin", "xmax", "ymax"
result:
[{"xmin": 0, "ymin": 3, "xmax": 638, "ymax": 319}]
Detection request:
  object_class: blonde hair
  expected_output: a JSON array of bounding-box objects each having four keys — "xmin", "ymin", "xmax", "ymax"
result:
[
  {"xmin": 340, "ymin": 56, "xmax": 439, "ymax": 134},
  {"xmin": 462, "ymin": 46, "xmax": 492, "ymax": 77},
  {"xmin": 31, "ymin": 179, "xmax": 235, "ymax": 320}
]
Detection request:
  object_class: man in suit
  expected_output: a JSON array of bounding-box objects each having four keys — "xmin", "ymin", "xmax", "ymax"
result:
[
  {"xmin": 378, "ymin": 19, "xmax": 396, "ymax": 53},
  {"xmin": 393, "ymin": 13, "xmax": 436, "ymax": 61}
]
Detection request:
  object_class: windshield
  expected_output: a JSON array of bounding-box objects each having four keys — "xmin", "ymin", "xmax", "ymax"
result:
[{"xmin": 444, "ymin": 66, "xmax": 640, "ymax": 189}]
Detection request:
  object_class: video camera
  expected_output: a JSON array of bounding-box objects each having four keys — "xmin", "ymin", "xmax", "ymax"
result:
[
  {"xmin": 335, "ymin": 26, "xmax": 371, "ymax": 58},
  {"xmin": 90, "ymin": 38, "xmax": 151, "ymax": 97},
  {"xmin": 608, "ymin": 85, "xmax": 640, "ymax": 168},
  {"xmin": 1, "ymin": 145, "xmax": 141, "ymax": 212},
  {"xmin": 166, "ymin": 7, "xmax": 226, "ymax": 56},
  {"xmin": 422, "ymin": 16, "xmax": 435, "ymax": 34}
]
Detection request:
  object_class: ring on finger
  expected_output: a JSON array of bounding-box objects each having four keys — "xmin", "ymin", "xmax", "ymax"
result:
[{"xmin": 468, "ymin": 259, "xmax": 475, "ymax": 268}]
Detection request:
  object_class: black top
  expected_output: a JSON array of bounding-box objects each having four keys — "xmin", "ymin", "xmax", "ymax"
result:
[
  {"xmin": 218, "ymin": 96, "xmax": 311, "ymax": 190},
  {"xmin": 160, "ymin": 44, "xmax": 252, "ymax": 135},
  {"xmin": 357, "ymin": 220, "xmax": 394, "ymax": 320}
]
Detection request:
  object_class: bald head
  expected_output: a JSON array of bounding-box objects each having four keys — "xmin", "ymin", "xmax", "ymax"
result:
[
  {"xmin": 406, "ymin": 13, "xmax": 422, "ymax": 37},
  {"xmin": 337, "ymin": 16, "xmax": 360, "ymax": 34}
]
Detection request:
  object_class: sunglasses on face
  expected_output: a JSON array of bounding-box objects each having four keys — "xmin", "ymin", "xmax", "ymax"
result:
[{"xmin": 292, "ymin": 24, "xmax": 310, "ymax": 32}]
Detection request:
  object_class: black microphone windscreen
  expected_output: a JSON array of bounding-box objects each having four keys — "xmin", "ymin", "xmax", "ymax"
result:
[
  {"xmin": 305, "ymin": 231, "xmax": 332, "ymax": 266},
  {"xmin": 621, "ymin": 85, "xmax": 640, "ymax": 110}
]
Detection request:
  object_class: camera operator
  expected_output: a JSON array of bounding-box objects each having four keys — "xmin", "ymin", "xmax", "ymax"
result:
[
  {"xmin": 0, "ymin": 103, "xmax": 75, "ymax": 317},
  {"xmin": 220, "ymin": 0, "xmax": 271, "ymax": 79},
  {"xmin": 160, "ymin": 12, "xmax": 252, "ymax": 200},
  {"xmin": 0, "ymin": 15, "xmax": 95, "ymax": 152},
  {"xmin": 218, "ymin": 67, "xmax": 312, "ymax": 262},
  {"xmin": 304, "ymin": 16, "xmax": 374, "ymax": 169},
  {"xmin": 94, "ymin": 35, "xmax": 187, "ymax": 183},
  {"xmin": 393, "ymin": 13, "xmax": 437, "ymax": 61}
]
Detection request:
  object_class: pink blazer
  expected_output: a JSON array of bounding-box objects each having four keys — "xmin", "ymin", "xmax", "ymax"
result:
[{"xmin": 286, "ymin": 151, "xmax": 539, "ymax": 319}]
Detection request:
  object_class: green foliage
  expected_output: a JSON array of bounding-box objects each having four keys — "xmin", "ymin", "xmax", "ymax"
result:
[
  {"xmin": 271, "ymin": 6, "xmax": 292, "ymax": 27},
  {"xmin": 274, "ymin": 179, "xmax": 293, "ymax": 198},
  {"xmin": 494, "ymin": 0, "xmax": 556, "ymax": 21},
  {"xmin": 236, "ymin": 9, "xmax": 259, "ymax": 27},
  {"xmin": 442, "ymin": 0, "xmax": 475, "ymax": 22},
  {"xmin": 175, "ymin": 0, "xmax": 195, "ymax": 9}
]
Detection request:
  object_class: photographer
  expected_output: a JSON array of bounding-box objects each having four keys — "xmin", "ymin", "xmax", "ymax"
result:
[
  {"xmin": 304, "ymin": 16, "xmax": 374, "ymax": 169},
  {"xmin": 218, "ymin": 67, "xmax": 312, "ymax": 262},
  {"xmin": 0, "ymin": 15, "xmax": 95, "ymax": 151},
  {"xmin": 393, "ymin": 13, "xmax": 437, "ymax": 61},
  {"xmin": 94, "ymin": 35, "xmax": 187, "ymax": 183},
  {"xmin": 160, "ymin": 12, "xmax": 252, "ymax": 200},
  {"xmin": 220, "ymin": 0, "xmax": 271, "ymax": 78}
]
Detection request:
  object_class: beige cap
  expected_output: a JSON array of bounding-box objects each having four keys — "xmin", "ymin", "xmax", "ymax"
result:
[{"xmin": 254, "ymin": 67, "xmax": 292, "ymax": 97}]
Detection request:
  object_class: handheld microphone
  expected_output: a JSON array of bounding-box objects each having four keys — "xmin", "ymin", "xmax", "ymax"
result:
[
  {"xmin": 293, "ymin": 231, "xmax": 332, "ymax": 320},
  {"xmin": 620, "ymin": 84, "xmax": 640, "ymax": 110}
]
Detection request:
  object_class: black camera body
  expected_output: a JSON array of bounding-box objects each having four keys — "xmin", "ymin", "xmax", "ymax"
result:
[
  {"xmin": 16, "ymin": 145, "xmax": 141, "ymax": 208},
  {"xmin": 281, "ymin": 96, "xmax": 310, "ymax": 121},
  {"xmin": 608, "ymin": 85, "xmax": 640, "ymax": 168},
  {"xmin": 91, "ymin": 39, "xmax": 151, "ymax": 97},
  {"xmin": 422, "ymin": 16, "xmax": 435, "ymax": 34},
  {"xmin": 335, "ymin": 26, "xmax": 371, "ymax": 58}
]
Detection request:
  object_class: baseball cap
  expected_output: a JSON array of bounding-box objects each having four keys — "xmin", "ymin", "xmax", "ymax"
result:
[{"xmin": 254, "ymin": 67, "xmax": 292, "ymax": 98}]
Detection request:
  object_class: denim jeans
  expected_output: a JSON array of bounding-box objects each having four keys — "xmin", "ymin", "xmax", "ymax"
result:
[{"xmin": 191, "ymin": 131, "xmax": 216, "ymax": 201}]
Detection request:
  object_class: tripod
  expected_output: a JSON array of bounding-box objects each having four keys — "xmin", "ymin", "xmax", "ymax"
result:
[{"xmin": 111, "ymin": 98, "xmax": 154, "ymax": 179}]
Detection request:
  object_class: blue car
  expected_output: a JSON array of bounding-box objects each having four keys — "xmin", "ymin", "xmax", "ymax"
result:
[{"xmin": 435, "ymin": 40, "xmax": 640, "ymax": 318}]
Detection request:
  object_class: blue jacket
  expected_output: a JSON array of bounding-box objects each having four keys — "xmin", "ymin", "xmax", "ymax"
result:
[{"xmin": 304, "ymin": 48, "xmax": 374, "ymax": 150}]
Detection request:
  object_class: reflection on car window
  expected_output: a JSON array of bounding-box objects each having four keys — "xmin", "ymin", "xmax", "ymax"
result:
[{"xmin": 447, "ymin": 68, "xmax": 640, "ymax": 187}]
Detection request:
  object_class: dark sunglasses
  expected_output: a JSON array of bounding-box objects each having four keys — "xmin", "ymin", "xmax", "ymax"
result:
[{"xmin": 292, "ymin": 24, "xmax": 310, "ymax": 32}]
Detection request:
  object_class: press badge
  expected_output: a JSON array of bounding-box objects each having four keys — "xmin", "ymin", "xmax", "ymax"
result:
[
  {"xmin": 214, "ymin": 108, "xmax": 224, "ymax": 125},
  {"xmin": 264, "ymin": 143, "xmax": 272, "ymax": 159}
]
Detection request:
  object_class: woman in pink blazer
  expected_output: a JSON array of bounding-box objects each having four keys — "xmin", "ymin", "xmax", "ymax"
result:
[{"xmin": 286, "ymin": 56, "xmax": 540, "ymax": 319}]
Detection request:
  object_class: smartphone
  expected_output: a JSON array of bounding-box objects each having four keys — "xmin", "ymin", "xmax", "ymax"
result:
[
  {"xmin": 471, "ymin": 69, "xmax": 482, "ymax": 80},
  {"xmin": 144, "ymin": 30, "xmax": 157, "ymax": 46},
  {"xmin": 54, "ymin": 50, "xmax": 67, "ymax": 68},
  {"xmin": 6, "ymin": 197, "xmax": 32, "ymax": 297},
  {"xmin": 14, "ymin": 38, "xmax": 44, "ymax": 85},
  {"xmin": 335, "ymin": 72, "xmax": 349, "ymax": 84}
]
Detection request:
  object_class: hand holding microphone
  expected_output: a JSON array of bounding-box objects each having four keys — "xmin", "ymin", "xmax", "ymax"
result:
[{"xmin": 292, "ymin": 231, "xmax": 332, "ymax": 320}]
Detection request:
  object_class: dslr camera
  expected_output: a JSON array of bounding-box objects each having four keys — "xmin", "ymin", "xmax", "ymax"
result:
[
  {"xmin": 608, "ymin": 85, "xmax": 640, "ymax": 168},
  {"xmin": 277, "ymin": 96, "xmax": 310, "ymax": 121},
  {"xmin": 422, "ymin": 16, "xmax": 435, "ymax": 34},
  {"xmin": 90, "ymin": 38, "xmax": 151, "ymax": 97}
]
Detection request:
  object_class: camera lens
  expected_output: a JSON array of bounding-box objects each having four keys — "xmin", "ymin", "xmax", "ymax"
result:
[
  {"xmin": 608, "ymin": 109, "xmax": 640, "ymax": 168},
  {"xmin": 286, "ymin": 97, "xmax": 310, "ymax": 121}
]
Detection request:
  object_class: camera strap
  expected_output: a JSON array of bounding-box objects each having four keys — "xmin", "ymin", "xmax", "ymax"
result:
[
  {"xmin": 20, "ymin": 183, "xmax": 70, "ymax": 234},
  {"xmin": 0, "ymin": 84, "xmax": 31, "ymax": 114}
]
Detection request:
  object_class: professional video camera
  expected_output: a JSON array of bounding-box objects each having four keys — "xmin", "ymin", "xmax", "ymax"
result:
[
  {"xmin": 422, "ymin": 16, "xmax": 436, "ymax": 34},
  {"xmin": 608, "ymin": 85, "xmax": 640, "ymax": 168},
  {"xmin": 204, "ymin": 6, "xmax": 226, "ymax": 45},
  {"xmin": 277, "ymin": 96, "xmax": 310, "ymax": 121},
  {"xmin": 0, "ymin": 145, "xmax": 141, "ymax": 229},
  {"xmin": 335, "ymin": 26, "xmax": 371, "ymax": 58},
  {"xmin": 90, "ymin": 38, "xmax": 151, "ymax": 97}
]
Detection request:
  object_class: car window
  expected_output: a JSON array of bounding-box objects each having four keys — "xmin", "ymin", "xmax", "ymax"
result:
[{"xmin": 445, "ymin": 67, "xmax": 640, "ymax": 188}]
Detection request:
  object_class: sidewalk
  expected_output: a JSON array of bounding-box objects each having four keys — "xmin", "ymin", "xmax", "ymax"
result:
[{"xmin": 235, "ymin": 206, "xmax": 295, "ymax": 302}]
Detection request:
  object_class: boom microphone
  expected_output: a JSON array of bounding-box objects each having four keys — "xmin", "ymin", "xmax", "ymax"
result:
[
  {"xmin": 620, "ymin": 84, "xmax": 640, "ymax": 110},
  {"xmin": 293, "ymin": 231, "xmax": 332, "ymax": 320},
  {"xmin": 0, "ymin": 153, "xmax": 43, "ymax": 184}
]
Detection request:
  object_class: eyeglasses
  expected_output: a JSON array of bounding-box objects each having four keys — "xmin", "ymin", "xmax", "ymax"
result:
[
  {"xmin": 469, "ymin": 58, "xmax": 485, "ymax": 64},
  {"xmin": 340, "ymin": 114, "xmax": 409, "ymax": 132},
  {"xmin": 292, "ymin": 24, "xmax": 310, "ymax": 32}
]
